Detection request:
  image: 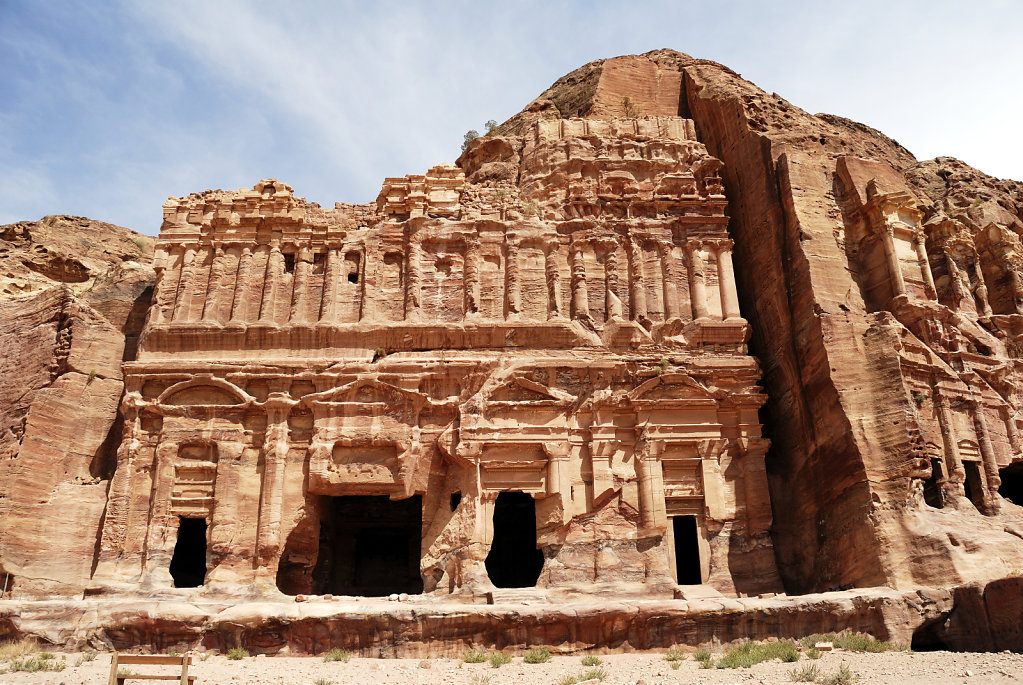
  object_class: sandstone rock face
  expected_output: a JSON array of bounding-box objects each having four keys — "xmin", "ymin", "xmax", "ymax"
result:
[
  {"xmin": 0, "ymin": 217, "xmax": 154, "ymax": 597},
  {"xmin": 4, "ymin": 51, "xmax": 1023, "ymax": 646}
]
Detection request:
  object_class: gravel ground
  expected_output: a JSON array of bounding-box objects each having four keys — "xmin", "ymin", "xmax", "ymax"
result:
[{"xmin": 1, "ymin": 648, "xmax": 1022, "ymax": 685}]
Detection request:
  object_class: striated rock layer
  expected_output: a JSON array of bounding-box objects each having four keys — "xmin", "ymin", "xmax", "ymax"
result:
[{"xmin": 0, "ymin": 217, "xmax": 155, "ymax": 597}]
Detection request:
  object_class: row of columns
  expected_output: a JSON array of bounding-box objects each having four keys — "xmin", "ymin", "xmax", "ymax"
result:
[
  {"xmin": 881, "ymin": 224, "xmax": 1022, "ymax": 318},
  {"xmin": 161, "ymin": 235, "xmax": 745, "ymax": 326},
  {"xmin": 931, "ymin": 387, "xmax": 1004, "ymax": 513}
]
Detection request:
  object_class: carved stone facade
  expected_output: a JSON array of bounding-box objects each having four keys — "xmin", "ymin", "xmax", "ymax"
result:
[{"xmin": 91, "ymin": 116, "xmax": 781, "ymax": 599}]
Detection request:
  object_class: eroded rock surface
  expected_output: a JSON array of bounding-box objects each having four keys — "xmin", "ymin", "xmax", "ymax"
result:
[
  {"xmin": 2, "ymin": 49, "xmax": 1023, "ymax": 653},
  {"xmin": 0, "ymin": 217, "xmax": 154, "ymax": 596}
]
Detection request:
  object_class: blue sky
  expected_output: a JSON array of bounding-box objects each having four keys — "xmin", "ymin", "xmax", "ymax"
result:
[{"xmin": 2, "ymin": 0, "xmax": 1021, "ymax": 236}]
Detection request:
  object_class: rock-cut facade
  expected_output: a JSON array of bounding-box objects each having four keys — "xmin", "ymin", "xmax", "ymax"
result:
[{"xmin": 89, "ymin": 116, "xmax": 782, "ymax": 599}]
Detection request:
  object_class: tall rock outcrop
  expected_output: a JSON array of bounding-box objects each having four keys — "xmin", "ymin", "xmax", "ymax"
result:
[{"xmin": 0, "ymin": 217, "xmax": 155, "ymax": 596}]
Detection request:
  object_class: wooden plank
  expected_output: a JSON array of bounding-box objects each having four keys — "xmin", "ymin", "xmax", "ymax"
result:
[
  {"xmin": 115, "ymin": 676, "xmax": 196, "ymax": 681},
  {"xmin": 116, "ymin": 655, "xmax": 190, "ymax": 666}
]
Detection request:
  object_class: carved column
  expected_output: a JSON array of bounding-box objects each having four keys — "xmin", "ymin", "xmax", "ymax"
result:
[
  {"xmin": 970, "ymin": 252, "xmax": 993, "ymax": 317},
  {"xmin": 544, "ymin": 241, "xmax": 562, "ymax": 319},
  {"xmin": 256, "ymin": 394, "xmax": 296, "ymax": 565},
  {"xmin": 464, "ymin": 237, "xmax": 481, "ymax": 315},
  {"xmin": 405, "ymin": 238, "xmax": 423, "ymax": 320},
  {"xmin": 658, "ymin": 241, "xmax": 681, "ymax": 320},
  {"xmin": 934, "ymin": 390, "xmax": 966, "ymax": 493},
  {"xmin": 152, "ymin": 248, "xmax": 181, "ymax": 324},
  {"xmin": 945, "ymin": 247, "xmax": 971, "ymax": 309},
  {"xmin": 319, "ymin": 247, "xmax": 341, "ymax": 322},
  {"xmin": 95, "ymin": 392, "xmax": 143, "ymax": 572},
  {"xmin": 714, "ymin": 239, "xmax": 742, "ymax": 320},
  {"xmin": 229, "ymin": 246, "xmax": 253, "ymax": 322},
  {"xmin": 505, "ymin": 239, "xmax": 521, "ymax": 319},
  {"xmin": 1002, "ymin": 406, "xmax": 1022, "ymax": 455},
  {"xmin": 627, "ymin": 238, "xmax": 647, "ymax": 322},
  {"xmin": 914, "ymin": 233, "xmax": 937, "ymax": 300},
  {"xmin": 973, "ymin": 401, "xmax": 1002, "ymax": 511},
  {"xmin": 172, "ymin": 245, "xmax": 197, "ymax": 322},
  {"xmin": 634, "ymin": 430, "xmax": 666, "ymax": 534},
  {"xmin": 201, "ymin": 245, "xmax": 227, "ymax": 322},
  {"xmin": 288, "ymin": 247, "xmax": 312, "ymax": 323},
  {"xmin": 602, "ymin": 241, "xmax": 624, "ymax": 320},
  {"xmin": 686, "ymin": 241, "xmax": 710, "ymax": 320},
  {"xmin": 1010, "ymin": 268, "xmax": 1023, "ymax": 315},
  {"xmin": 882, "ymin": 224, "xmax": 906, "ymax": 298},
  {"xmin": 258, "ymin": 245, "xmax": 283, "ymax": 323},
  {"xmin": 570, "ymin": 241, "xmax": 590, "ymax": 320}
]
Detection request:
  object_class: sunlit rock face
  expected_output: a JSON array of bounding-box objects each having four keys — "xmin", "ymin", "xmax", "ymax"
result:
[{"xmin": 6, "ymin": 50, "xmax": 1023, "ymax": 608}]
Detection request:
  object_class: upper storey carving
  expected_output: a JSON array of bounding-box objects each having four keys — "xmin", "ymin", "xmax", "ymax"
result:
[{"xmin": 142, "ymin": 117, "xmax": 745, "ymax": 361}]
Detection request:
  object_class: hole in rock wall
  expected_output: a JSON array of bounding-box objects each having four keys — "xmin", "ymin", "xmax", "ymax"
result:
[
  {"xmin": 964, "ymin": 461, "xmax": 986, "ymax": 511},
  {"xmin": 345, "ymin": 252, "xmax": 360, "ymax": 283},
  {"xmin": 999, "ymin": 462, "xmax": 1023, "ymax": 506},
  {"xmin": 672, "ymin": 515, "xmax": 703, "ymax": 584},
  {"xmin": 450, "ymin": 492, "xmax": 462, "ymax": 512},
  {"xmin": 283, "ymin": 253, "xmax": 296, "ymax": 273},
  {"xmin": 485, "ymin": 491, "xmax": 544, "ymax": 588},
  {"xmin": 911, "ymin": 616, "xmax": 950, "ymax": 652},
  {"xmin": 169, "ymin": 517, "xmax": 207, "ymax": 588},
  {"xmin": 313, "ymin": 495, "xmax": 423, "ymax": 596},
  {"xmin": 923, "ymin": 458, "xmax": 945, "ymax": 509}
]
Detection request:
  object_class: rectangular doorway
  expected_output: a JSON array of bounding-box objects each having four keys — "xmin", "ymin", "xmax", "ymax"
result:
[
  {"xmin": 313, "ymin": 495, "xmax": 423, "ymax": 596},
  {"xmin": 963, "ymin": 461, "xmax": 986, "ymax": 510},
  {"xmin": 672, "ymin": 515, "xmax": 702, "ymax": 585}
]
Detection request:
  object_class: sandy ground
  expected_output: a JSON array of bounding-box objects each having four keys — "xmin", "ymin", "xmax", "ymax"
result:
[{"xmin": 1, "ymin": 649, "xmax": 1022, "ymax": 685}]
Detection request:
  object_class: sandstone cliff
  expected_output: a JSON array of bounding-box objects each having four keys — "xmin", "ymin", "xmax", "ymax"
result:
[
  {"xmin": 0, "ymin": 217, "xmax": 155, "ymax": 596},
  {"xmin": 496, "ymin": 49, "xmax": 1023, "ymax": 594}
]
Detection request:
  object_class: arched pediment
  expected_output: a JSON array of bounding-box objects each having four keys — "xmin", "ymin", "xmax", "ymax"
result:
[
  {"xmin": 628, "ymin": 373, "xmax": 717, "ymax": 402},
  {"xmin": 158, "ymin": 378, "xmax": 253, "ymax": 407},
  {"xmin": 303, "ymin": 378, "xmax": 428, "ymax": 406}
]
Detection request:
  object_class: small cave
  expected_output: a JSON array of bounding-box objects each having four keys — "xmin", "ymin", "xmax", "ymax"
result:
[
  {"xmin": 923, "ymin": 458, "xmax": 945, "ymax": 509},
  {"xmin": 485, "ymin": 491, "xmax": 544, "ymax": 588},
  {"xmin": 672, "ymin": 515, "xmax": 702, "ymax": 584},
  {"xmin": 911, "ymin": 616, "xmax": 950, "ymax": 652},
  {"xmin": 999, "ymin": 462, "xmax": 1023, "ymax": 506},
  {"xmin": 169, "ymin": 517, "xmax": 207, "ymax": 588},
  {"xmin": 312, "ymin": 495, "xmax": 423, "ymax": 596},
  {"xmin": 0, "ymin": 566, "xmax": 13, "ymax": 598}
]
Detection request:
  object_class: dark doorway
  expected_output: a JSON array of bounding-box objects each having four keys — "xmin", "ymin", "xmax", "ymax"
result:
[
  {"xmin": 999, "ymin": 462, "xmax": 1023, "ymax": 506},
  {"xmin": 964, "ymin": 461, "xmax": 986, "ymax": 510},
  {"xmin": 672, "ymin": 515, "xmax": 702, "ymax": 584},
  {"xmin": 313, "ymin": 495, "xmax": 423, "ymax": 596},
  {"xmin": 169, "ymin": 517, "xmax": 207, "ymax": 588},
  {"xmin": 923, "ymin": 458, "xmax": 945, "ymax": 508},
  {"xmin": 485, "ymin": 492, "xmax": 544, "ymax": 588}
]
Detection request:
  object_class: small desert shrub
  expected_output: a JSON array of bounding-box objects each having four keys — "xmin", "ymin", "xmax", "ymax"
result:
[
  {"xmin": 75, "ymin": 651, "xmax": 97, "ymax": 666},
  {"xmin": 116, "ymin": 667, "xmax": 134, "ymax": 677},
  {"xmin": 489, "ymin": 651, "xmax": 511, "ymax": 668},
  {"xmin": 523, "ymin": 646, "xmax": 551, "ymax": 664},
  {"xmin": 663, "ymin": 645, "xmax": 686, "ymax": 662},
  {"xmin": 581, "ymin": 654, "xmax": 602, "ymax": 666},
  {"xmin": 716, "ymin": 640, "xmax": 800, "ymax": 669},
  {"xmin": 0, "ymin": 638, "xmax": 39, "ymax": 660},
  {"xmin": 463, "ymin": 648, "xmax": 487, "ymax": 663},
  {"xmin": 801, "ymin": 632, "xmax": 904, "ymax": 653},
  {"xmin": 557, "ymin": 675, "xmax": 579, "ymax": 685},
  {"xmin": 10, "ymin": 655, "xmax": 66, "ymax": 672},
  {"xmin": 789, "ymin": 662, "xmax": 821, "ymax": 681},
  {"xmin": 226, "ymin": 646, "xmax": 248, "ymax": 660},
  {"xmin": 580, "ymin": 666, "xmax": 608, "ymax": 681},
  {"xmin": 313, "ymin": 679, "xmax": 334, "ymax": 685},
  {"xmin": 806, "ymin": 647, "xmax": 822, "ymax": 660},
  {"xmin": 470, "ymin": 674, "xmax": 492, "ymax": 685},
  {"xmin": 819, "ymin": 663, "xmax": 855, "ymax": 685},
  {"xmin": 323, "ymin": 647, "xmax": 350, "ymax": 663},
  {"xmin": 695, "ymin": 647, "xmax": 713, "ymax": 668}
]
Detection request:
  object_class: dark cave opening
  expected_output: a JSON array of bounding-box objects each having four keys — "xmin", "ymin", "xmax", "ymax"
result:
[
  {"xmin": 999, "ymin": 462, "xmax": 1023, "ymax": 506},
  {"xmin": 313, "ymin": 495, "xmax": 423, "ymax": 596},
  {"xmin": 485, "ymin": 491, "xmax": 544, "ymax": 588},
  {"xmin": 964, "ymin": 461, "xmax": 986, "ymax": 511},
  {"xmin": 169, "ymin": 517, "xmax": 207, "ymax": 588},
  {"xmin": 673, "ymin": 515, "xmax": 703, "ymax": 584}
]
